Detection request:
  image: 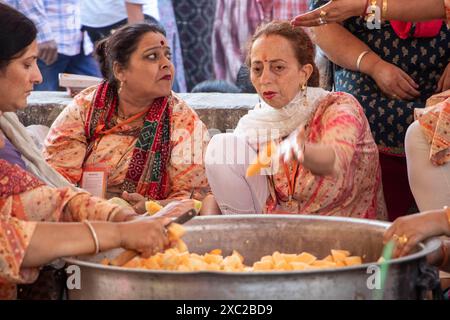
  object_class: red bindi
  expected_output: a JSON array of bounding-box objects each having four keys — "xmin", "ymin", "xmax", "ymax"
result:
[{"xmin": 160, "ymin": 40, "xmax": 165, "ymax": 46}]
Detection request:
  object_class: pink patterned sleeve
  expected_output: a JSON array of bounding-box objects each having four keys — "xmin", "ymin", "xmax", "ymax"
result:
[{"xmin": 310, "ymin": 93, "xmax": 365, "ymax": 179}]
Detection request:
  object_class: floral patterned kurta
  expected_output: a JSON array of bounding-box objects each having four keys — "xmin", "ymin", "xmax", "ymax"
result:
[
  {"xmin": 267, "ymin": 92, "xmax": 387, "ymax": 220},
  {"xmin": 0, "ymin": 159, "xmax": 121, "ymax": 299},
  {"xmin": 43, "ymin": 86, "xmax": 210, "ymax": 200}
]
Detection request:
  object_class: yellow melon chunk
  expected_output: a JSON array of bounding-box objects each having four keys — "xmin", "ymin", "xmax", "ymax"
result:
[
  {"xmin": 246, "ymin": 142, "xmax": 276, "ymax": 177},
  {"xmin": 344, "ymin": 256, "xmax": 362, "ymax": 266},
  {"xmin": 204, "ymin": 253, "xmax": 223, "ymax": 265},
  {"xmin": 272, "ymin": 251, "xmax": 286, "ymax": 264},
  {"xmin": 311, "ymin": 260, "xmax": 337, "ymax": 268},
  {"xmin": 253, "ymin": 260, "xmax": 273, "ymax": 271},
  {"xmin": 222, "ymin": 255, "xmax": 243, "ymax": 269},
  {"xmin": 274, "ymin": 260, "xmax": 292, "ymax": 271},
  {"xmin": 283, "ymin": 254, "xmax": 298, "ymax": 263},
  {"xmin": 232, "ymin": 250, "xmax": 244, "ymax": 263},
  {"xmin": 209, "ymin": 249, "xmax": 222, "ymax": 255},
  {"xmin": 145, "ymin": 200, "xmax": 163, "ymax": 215},
  {"xmin": 331, "ymin": 249, "xmax": 351, "ymax": 262},
  {"xmin": 335, "ymin": 260, "xmax": 346, "ymax": 267},
  {"xmin": 175, "ymin": 239, "xmax": 188, "ymax": 252},
  {"xmin": 167, "ymin": 223, "xmax": 186, "ymax": 241},
  {"xmin": 260, "ymin": 255, "xmax": 274, "ymax": 263},
  {"xmin": 295, "ymin": 252, "xmax": 317, "ymax": 265},
  {"xmin": 290, "ymin": 262, "xmax": 312, "ymax": 271}
]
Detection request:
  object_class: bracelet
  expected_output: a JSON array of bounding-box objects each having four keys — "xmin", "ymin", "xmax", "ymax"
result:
[
  {"xmin": 83, "ymin": 220, "xmax": 100, "ymax": 255},
  {"xmin": 108, "ymin": 208, "xmax": 120, "ymax": 222},
  {"xmin": 381, "ymin": 0, "xmax": 388, "ymax": 21},
  {"xmin": 444, "ymin": 206, "xmax": 450, "ymax": 232},
  {"xmin": 356, "ymin": 50, "xmax": 371, "ymax": 71}
]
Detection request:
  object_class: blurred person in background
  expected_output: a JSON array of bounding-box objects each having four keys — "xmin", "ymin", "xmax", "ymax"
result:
[{"xmin": 4, "ymin": 0, "xmax": 101, "ymax": 91}]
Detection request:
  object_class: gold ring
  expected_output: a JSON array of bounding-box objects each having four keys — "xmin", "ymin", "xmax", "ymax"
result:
[
  {"xmin": 393, "ymin": 234, "xmax": 408, "ymax": 245},
  {"xmin": 320, "ymin": 10, "xmax": 327, "ymax": 18},
  {"xmin": 398, "ymin": 235, "xmax": 408, "ymax": 245}
]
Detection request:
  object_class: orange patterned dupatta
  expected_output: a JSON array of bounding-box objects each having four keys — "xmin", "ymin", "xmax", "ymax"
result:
[
  {"xmin": 417, "ymin": 91, "xmax": 450, "ymax": 165},
  {"xmin": 84, "ymin": 81, "xmax": 172, "ymax": 200}
]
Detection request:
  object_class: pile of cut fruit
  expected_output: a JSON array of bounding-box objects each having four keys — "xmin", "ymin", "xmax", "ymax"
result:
[{"xmin": 104, "ymin": 197, "xmax": 363, "ymax": 272}]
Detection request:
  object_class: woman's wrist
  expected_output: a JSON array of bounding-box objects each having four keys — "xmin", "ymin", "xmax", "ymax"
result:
[
  {"xmin": 116, "ymin": 222, "xmax": 128, "ymax": 248},
  {"xmin": 443, "ymin": 206, "xmax": 450, "ymax": 236},
  {"xmin": 359, "ymin": 52, "xmax": 383, "ymax": 77}
]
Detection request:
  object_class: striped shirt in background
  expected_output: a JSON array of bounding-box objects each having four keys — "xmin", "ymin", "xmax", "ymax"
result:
[
  {"xmin": 212, "ymin": 0, "xmax": 309, "ymax": 83},
  {"xmin": 3, "ymin": 0, "xmax": 92, "ymax": 56}
]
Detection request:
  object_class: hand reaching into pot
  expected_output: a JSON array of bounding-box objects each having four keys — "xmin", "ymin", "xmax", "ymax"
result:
[{"xmin": 384, "ymin": 208, "xmax": 450, "ymax": 260}]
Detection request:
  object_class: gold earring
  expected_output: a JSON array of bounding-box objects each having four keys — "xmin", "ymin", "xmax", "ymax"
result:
[
  {"xmin": 118, "ymin": 81, "xmax": 123, "ymax": 94},
  {"xmin": 301, "ymin": 82, "xmax": 308, "ymax": 106}
]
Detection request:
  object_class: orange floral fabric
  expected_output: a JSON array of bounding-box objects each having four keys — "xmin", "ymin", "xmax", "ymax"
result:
[
  {"xmin": 416, "ymin": 90, "xmax": 450, "ymax": 165},
  {"xmin": 43, "ymin": 86, "xmax": 210, "ymax": 201},
  {"xmin": 0, "ymin": 159, "xmax": 120, "ymax": 299}
]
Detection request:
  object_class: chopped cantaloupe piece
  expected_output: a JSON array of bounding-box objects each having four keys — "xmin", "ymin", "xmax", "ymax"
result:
[
  {"xmin": 331, "ymin": 249, "xmax": 351, "ymax": 262},
  {"xmin": 204, "ymin": 253, "xmax": 223, "ymax": 265},
  {"xmin": 246, "ymin": 142, "xmax": 276, "ymax": 177},
  {"xmin": 232, "ymin": 250, "xmax": 244, "ymax": 263},
  {"xmin": 115, "ymin": 245, "xmax": 366, "ymax": 273},
  {"xmin": 295, "ymin": 252, "xmax": 317, "ymax": 265},
  {"xmin": 274, "ymin": 260, "xmax": 293, "ymax": 271},
  {"xmin": 167, "ymin": 223, "xmax": 186, "ymax": 241},
  {"xmin": 175, "ymin": 239, "xmax": 188, "ymax": 252},
  {"xmin": 290, "ymin": 262, "xmax": 312, "ymax": 271},
  {"xmin": 344, "ymin": 256, "xmax": 363, "ymax": 266},
  {"xmin": 209, "ymin": 249, "xmax": 222, "ymax": 255},
  {"xmin": 260, "ymin": 255, "xmax": 274, "ymax": 263},
  {"xmin": 253, "ymin": 260, "xmax": 274, "ymax": 271},
  {"xmin": 145, "ymin": 200, "xmax": 163, "ymax": 215},
  {"xmin": 311, "ymin": 260, "xmax": 337, "ymax": 268},
  {"xmin": 223, "ymin": 255, "xmax": 243, "ymax": 269},
  {"xmin": 282, "ymin": 254, "xmax": 298, "ymax": 263}
]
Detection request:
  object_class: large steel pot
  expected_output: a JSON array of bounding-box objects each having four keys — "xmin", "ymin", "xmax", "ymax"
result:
[{"xmin": 64, "ymin": 215, "xmax": 441, "ymax": 300}]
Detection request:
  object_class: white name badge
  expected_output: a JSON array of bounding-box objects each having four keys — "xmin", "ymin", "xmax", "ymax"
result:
[{"xmin": 80, "ymin": 167, "xmax": 108, "ymax": 198}]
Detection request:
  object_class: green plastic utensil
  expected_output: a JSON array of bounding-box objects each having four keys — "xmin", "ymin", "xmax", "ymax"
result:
[{"xmin": 373, "ymin": 240, "xmax": 395, "ymax": 300}]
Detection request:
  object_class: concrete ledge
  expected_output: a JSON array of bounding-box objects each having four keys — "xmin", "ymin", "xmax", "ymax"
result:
[{"xmin": 18, "ymin": 91, "xmax": 260, "ymax": 132}]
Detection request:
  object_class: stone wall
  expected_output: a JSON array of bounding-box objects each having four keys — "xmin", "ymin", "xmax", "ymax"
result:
[{"xmin": 18, "ymin": 91, "xmax": 259, "ymax": 132}]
